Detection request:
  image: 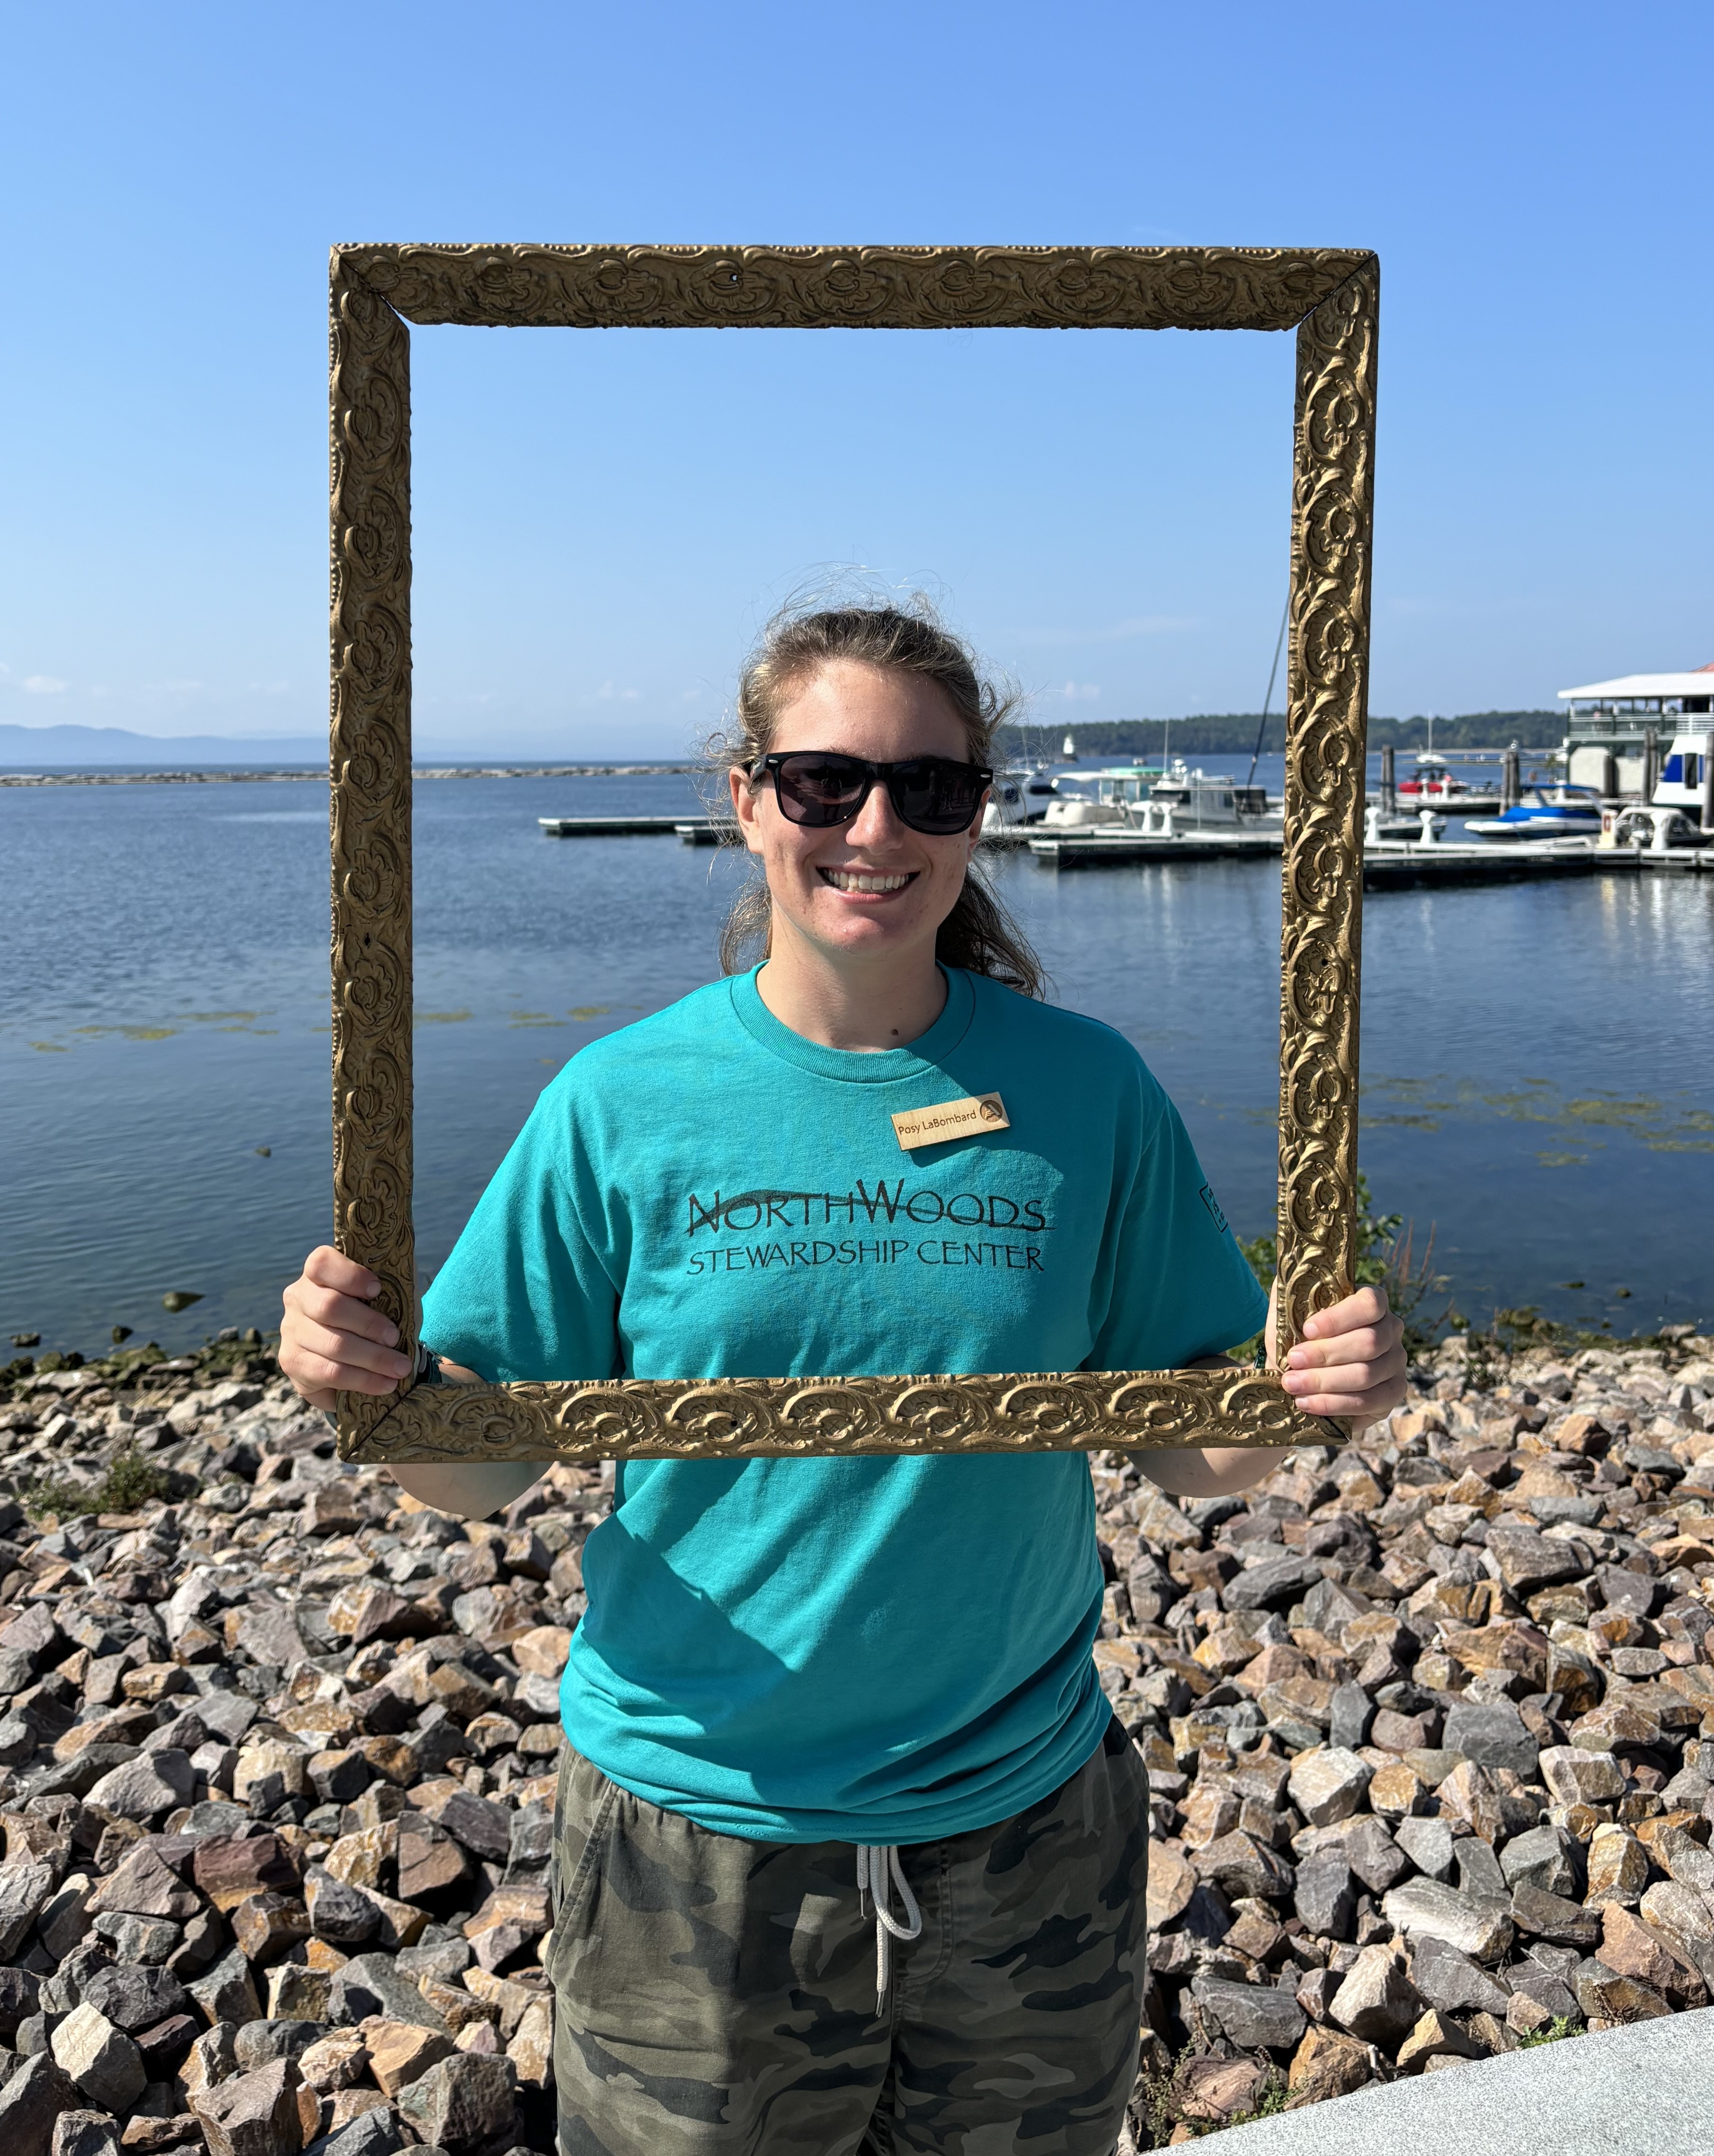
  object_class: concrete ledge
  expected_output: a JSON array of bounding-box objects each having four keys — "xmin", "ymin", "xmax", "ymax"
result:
[{"xmin": 1216, "ymin": 2008, "xmax": 1714, "ymax": 2153}]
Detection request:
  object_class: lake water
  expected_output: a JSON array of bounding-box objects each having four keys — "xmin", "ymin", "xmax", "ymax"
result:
[{"xmin": 4, "ymin": 759, "xmax": 1710, "ymax": 1356}]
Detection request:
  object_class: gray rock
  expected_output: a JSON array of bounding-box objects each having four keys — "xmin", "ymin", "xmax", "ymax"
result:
[
  {"xmin": 191, "ymin": 1691, "xmax": 259, "ymax": 1746},
  {"xmin": 0, "ymin": 2054, "xmax": 82, "ymax": 2156},
  {"xmin": 181, "ymin": 1799, "xmax": 250, "ymax": 1838},
  {"xmin": 79, "ymin": 1963, "xmax": 190, "ymax": 2036},
  {"xmin": 230, "ymin": 1598, "xmax": 309, "ymax": 1673},
  {"xmin": 1328, "ymin": 1944, "xmax": 1423, "ymax": 2047},
  {"xmin": 49, "ymin": 2002, "xmax": 146, "ymax": 2113},
  {"xmin": 1301, "ymin": 1577, "xmax": 1370, "ymax": 1635},
  {"xmin": 1511, "ymin": 1882, "xmax": 1602, "ymax": 1947},
  {"xmin": 1289, "ymin": 1748, "xmax": 1372, "ymax": 1829},
  {"xmin": 0, "ymin": 1971, "xmax": 40, "ymax": 2039},
  {"xmin": 21, "ymin": 1746, "xmax": 141, "ymax": 1802},
  {"xmin": 1485, "ymin": 1525, "xmax": 1587, "ymax": 1594},
  {"xmin": 187, "ymin": 1949, "xmax": 262, "ymax": 2028},
  {"xmin": 305, "ymin": 1868, "xmax": 381, "ymax": 1947},
  {"xmin": 1393, "ymin": 1817, "xmax": 1457, "ymax": 1883},
  {"xmin": 235, "ymin": 2019, "xmax": 326, "ymax": 2072},
  {"xmin": 0, "ymin": 1866, "xmax": 57, "ymax": 1963},
  {"xmin": 1408, "ymin": 1933, "xmax": 1512, "ymax": 2017},
  {"xmin": 432, "ymin": 1791, "xmax": 511, "ymax": 1864},
  {"xmin": 1502, "ymin": 1825, "xmax": 1581, "ymax": 1901},
  {"xmin": 1509, "ymin": 1962, "xmax": 1582, "ymax": 2023},
  {"xmin": 1331, "ymin": 1815, "xmax": 1412, "ymax": 1897},
  {"xmin": 0, "ymin": 1608, "xmax": 62, "ymax": 1668},
  {"xmin": 508, "ymin": 1804, "xmax": 553, "ymax": 1873},
  {"xmin": 1328, "ymin": 1682, "xmax": 1375, "ymax": 1751},
  {"xmin": 14, "ymin": 2016, "xmax": 50, "ymax": 2059},
  {"xmin": 329, "ymin": 1954, "xmax": 449, "ymax": 2033},
  {"xmin": 188, "ymin": 2056, "xmax": 306, "ymax": 2156},
  {"xmin": 0, "ymin": 1717, "xmax": 38, "ymax": 1768},
  {"xmin": 85, "ymin": 1842, "xmax": 199, "ymax": 1924},
  {"xmin": 1295, "ymin": 1852, "xmax": 1357, "ymax": 1942},
  {"xmin": 1383, "ymin": 1878, "xmax": 1515, "ymax": 1963},
  {"xmin": 89, "ymin": 1910, "xmax": 179, "ymax": 1962},
  {"xmin": 1596, "ymin": 1565, "xmax": 1659, "ymax": 1617},
  {"xmin": 1442, "ymin": 1700, "xmax": 1539, "ymax": 1776},
  {"xmin": 305, "ymin": 2113, "xmax": 405, "ymax": 2156},
  {"xmin": 1191, "ymin": 1975, "xmax": 1306, "ymax": 2052},
  {"xmin": 395, "ymin": 1940, "xmax": 472, "ymax": 1985},
  {"xmin": 1192, "ymin": 1832, "xmax": 1294, "ymax": 1903},
  {"xmin": 49, "ymin": 2115, "xmax": 119, "ymax": 2156},
  {"xmin": 1454, "ymin": 1836, "xmax": 1509, "ymax": 1901},
  {"xmin": 396, "ymin": 2054, "xmax": 517, "ymax": 2149},
  {"xmin": 82, "ymin": 1748, "xmax": 194, "ymax": 1822},
  {"xmin": 1224, "ymin": 1555, "xmax": 1326, "ymax": 1612}
]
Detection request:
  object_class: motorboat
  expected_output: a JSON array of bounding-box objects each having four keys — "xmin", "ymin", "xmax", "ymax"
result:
[
  {"xmin": 980, "ymin": 768, "xmax": 1070, "ymax": 831},
  {"xmin": 1396, "ymin": 752, "xmax": 1475, "ymax": 802},
  {"xmin": 1464, "ymin": 784, "xmax": 1604, "ymax": 839},
  {"xmin": 1039, "ymin": 759, "xmax": 1275, "ymax": 832},
  {"xmin": 1598, "ymin": 730, "xmax": 1714, "ymax": 850}
]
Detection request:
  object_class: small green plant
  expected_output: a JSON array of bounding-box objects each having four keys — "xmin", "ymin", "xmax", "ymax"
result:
[
  {"xmin": 1130, "ymin": 2051, "xmax": 1288, "ymax": 2145},
  {"xmin": 1515, "ymin": 2014, "xmax": 1580, "ymax": 2049},
  {"xmin": 1232, "ymin": 1173, "xmax": 1451, "ymax": 1362},
  {"xmin": 27, "ymin": 1444, "xmax": 171, "ymax": 1520}
]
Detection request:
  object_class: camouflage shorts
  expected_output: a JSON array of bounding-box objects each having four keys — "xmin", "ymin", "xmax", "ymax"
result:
[{"xmin": 545, "ymin": 1719, "xmax": 1149, "ymax": 2156}]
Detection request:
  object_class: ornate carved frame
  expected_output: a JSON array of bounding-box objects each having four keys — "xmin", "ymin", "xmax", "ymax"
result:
[{"xmin": 329, "ymin": 243, "xmax": 1377, "ymax": 1466}]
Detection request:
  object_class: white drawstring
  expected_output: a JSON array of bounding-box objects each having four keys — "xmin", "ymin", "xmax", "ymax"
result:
[{"xmin": 856, "ymin": 1844, "xmax": 923, "ymax": 2013}]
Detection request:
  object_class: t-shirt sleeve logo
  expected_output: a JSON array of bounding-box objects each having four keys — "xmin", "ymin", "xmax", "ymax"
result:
[{"xmin": 1198, "ymin": 1183, "xmax": 1229, "ymax": 1234}]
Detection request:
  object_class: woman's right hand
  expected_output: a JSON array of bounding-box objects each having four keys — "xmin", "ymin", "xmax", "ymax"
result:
[{"xmin": 280, "ymin": 1245, "xmax": 415, "ymax": 1411}]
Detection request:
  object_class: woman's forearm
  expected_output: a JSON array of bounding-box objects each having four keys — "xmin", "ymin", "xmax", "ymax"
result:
[
  {"xmin": 384, "ymin": 1353, "xmax": 546, "ymax": 1518},
  {"xmin": 387, "ymin": 1460, "xmax": 546, "ymax": 1520},
  {"xmin": 1134, "ymin": 1444, "xmax": 1290, "ymax": 1500}
]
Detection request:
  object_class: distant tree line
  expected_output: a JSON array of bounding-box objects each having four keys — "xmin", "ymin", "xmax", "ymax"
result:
[{"xmin": 996, "ymin": 710, "xmax": 1564, "ymax": 761}]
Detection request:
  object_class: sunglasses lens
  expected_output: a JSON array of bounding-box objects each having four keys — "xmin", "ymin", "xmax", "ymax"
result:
[
  {"xmin": 892, "ymin": 760, "xmax": 985, "ymax": 833},
  {"xmin": 774, "ymin": 756, "xmax": 869, "ymax": 826}
]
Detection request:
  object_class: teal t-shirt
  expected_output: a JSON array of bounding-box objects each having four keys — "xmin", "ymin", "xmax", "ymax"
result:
[{"xmin": 420, "ymin": 965, "xmax": 1266, "ymax": 1843}]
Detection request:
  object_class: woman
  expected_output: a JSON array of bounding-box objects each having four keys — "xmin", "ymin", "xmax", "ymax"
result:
[{"xmin": 282, "ymin": 603, "xmax": 1405, "ymax": 2156}]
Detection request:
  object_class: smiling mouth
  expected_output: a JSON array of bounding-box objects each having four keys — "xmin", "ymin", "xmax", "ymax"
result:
[{"xmin": 819, "ymin": 869, "xmax": 916, "ymax": 893}]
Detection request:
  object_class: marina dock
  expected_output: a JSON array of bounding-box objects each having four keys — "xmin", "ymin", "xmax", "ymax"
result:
[
  {"xmin": 538, "ymin": 814, "xmax": 1711, "ymax": 882},
  {"xmin": 1024, "ymin": 829, "xmax": 1282, "ymax": 866},
  {"xmin": 538, "ymin": 815, "xmax": 723, "ymax": 840}
]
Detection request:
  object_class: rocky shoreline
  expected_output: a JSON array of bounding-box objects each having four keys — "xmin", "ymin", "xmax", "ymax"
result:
[
  {"xmin": 0, "ymin": 766, "xmax": 702, "ymax": 788},
  {"xmin": 0, "ymin": 1327, "xmax": 1712, "ymax": 2152}
]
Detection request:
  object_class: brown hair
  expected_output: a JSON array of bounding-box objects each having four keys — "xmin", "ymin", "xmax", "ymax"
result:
[{"xmin": 711, "ymin": 601, "xmax": 1046, "ymax": 998}]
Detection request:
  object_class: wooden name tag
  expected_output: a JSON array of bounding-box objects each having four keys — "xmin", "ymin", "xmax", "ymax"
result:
[{"xmin": 891, "ymin": 1093, "xmax": 1010, "ymax": 1151}]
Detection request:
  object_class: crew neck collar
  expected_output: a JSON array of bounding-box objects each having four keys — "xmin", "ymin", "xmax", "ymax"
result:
[{"xmin": 728, "ymin": 964, "xmax": 977, "ymax": 1083}]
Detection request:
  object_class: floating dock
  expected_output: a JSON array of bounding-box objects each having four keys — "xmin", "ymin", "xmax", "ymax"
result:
[
  {"xmin": 537, "ymin": 813, "xmax": 1713, "ymax": 882},
  {"xmin": 538, "ymin": 816, "xmax": 723, "ymax": 840},
  {"xmin": 1026, "ymin": 829, "xmax": 1283, "ymax": 866}
]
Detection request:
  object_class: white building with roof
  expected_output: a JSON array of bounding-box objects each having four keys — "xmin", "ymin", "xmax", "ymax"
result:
[{"xmin": 1558, "ymin": 664, "xmax": 1712, "ymax": 793}]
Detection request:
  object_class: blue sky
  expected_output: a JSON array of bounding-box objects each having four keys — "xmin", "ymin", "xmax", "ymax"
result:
[{"xmin": 3, "ymin": 1, "xmax": 1708, "ymax": 757}]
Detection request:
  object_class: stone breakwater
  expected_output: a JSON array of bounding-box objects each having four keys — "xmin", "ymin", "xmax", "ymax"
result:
[
  {"xmin": 0, "ymin": 766, "xmax": 702, "ymax": 788},
  {"xmin": 0, "ymin": 1332, "xmax": 1712, "ymax": 2153}
]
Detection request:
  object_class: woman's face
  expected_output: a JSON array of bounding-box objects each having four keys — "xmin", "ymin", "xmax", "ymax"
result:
[{"xmin": 730, "ymin": 660, "xmax": 987, "ymax": 974}]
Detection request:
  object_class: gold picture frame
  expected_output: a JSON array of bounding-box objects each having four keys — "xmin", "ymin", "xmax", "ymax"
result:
[{"xmin": 329, "ymin": 243, "xmax": 1377, "ymax": 1465}]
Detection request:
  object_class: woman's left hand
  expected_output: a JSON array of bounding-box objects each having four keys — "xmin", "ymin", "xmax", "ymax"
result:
[{"xmin": 1279, "ymin": 1283, "xmax": 1408, "ymax": 1432}]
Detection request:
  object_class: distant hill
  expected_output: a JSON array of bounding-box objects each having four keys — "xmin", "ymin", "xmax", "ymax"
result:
[
  {"xmin": 998, "ymin": 710, "xmax": 1565, "ymax": 760},
  {"xmin": 0, "ymin": 722, "xmax": 327, "ymax": 767}
]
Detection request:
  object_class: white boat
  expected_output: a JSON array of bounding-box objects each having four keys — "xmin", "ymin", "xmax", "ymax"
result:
[
  {"xmin": 1039, "ymin": 759, "xmax": 1276, "ymax": 833},
  {"xmin": 1464, "ymin": 784, "xmax": 1604, "ymax": 839},
  {"xmin": 980, "ymin": 768, "xmax": 1068, "ymax": 831},
  {"xmin": 1556, "ymin": 666, "xmax": 1713, "ymax": 846}
]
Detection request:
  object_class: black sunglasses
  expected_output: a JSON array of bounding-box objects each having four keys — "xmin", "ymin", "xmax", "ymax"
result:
[{"xmin": 751, "ymin": 751, "xmax": 994, "ymax": 836}]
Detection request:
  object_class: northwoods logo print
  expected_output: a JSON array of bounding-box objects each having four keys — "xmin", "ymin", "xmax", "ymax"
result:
[{"xmin": 684, "ymin": 1180, "xmax": 1053, "ymax": 1279}]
